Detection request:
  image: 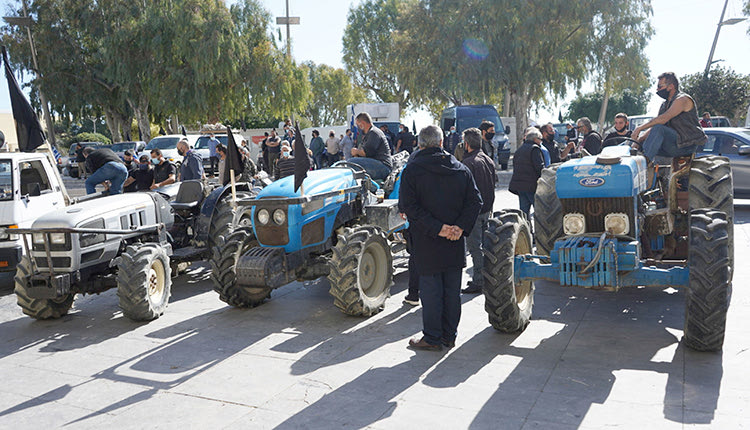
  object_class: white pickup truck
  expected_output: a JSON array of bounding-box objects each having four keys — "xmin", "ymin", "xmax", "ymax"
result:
[{"xmin": 0, "ymin": 151, "xmax": 67, "ymax": 273}]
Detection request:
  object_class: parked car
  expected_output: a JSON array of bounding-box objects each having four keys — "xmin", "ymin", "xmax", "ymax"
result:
[
  {"xmin": 194, "ymin": 133, "xmax": 246, "ymax": 174},
  {"xmin": 697, "ymin": 127, "xmax": 750, "ymax": 198},
  {"xmin": 65, "ymin": 142, "xmax": 102, "ymax": 178},
  {"xmin": 710, "ymin": 116, "xmax": 731, "ymax": 128},
  {"xmin": 628, "ymin": 115, "xmax": 653, "ymax": 131},
  {"xmin": 110, "ymin": 141, "xmax": 146, "ymax": 159},
  {"xmin": 144, "ymin": 135, "xmax": 198, "ymax": 169}
]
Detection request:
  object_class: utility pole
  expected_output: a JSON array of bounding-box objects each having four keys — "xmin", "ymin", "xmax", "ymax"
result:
[
  {"xmin": 276, "ymin": 0, "xmax": 300, "ymax": 59},
  {"xmin": 3, "ymin": 0, "xmax": 56, "ymax": 145},
  {"xmin": 704, "ymin": 0, "xmax": 747, "ymax": 78}
]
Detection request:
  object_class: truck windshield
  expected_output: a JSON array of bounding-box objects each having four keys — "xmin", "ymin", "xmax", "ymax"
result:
[
  {"xmin": 195, "ymin": 135, "xmax": 229, "ymax": 149},
  {"xmin": 146, "ymin": 137, "xmax": 181, "ymax": 150},
  {"xmin": 0, "ymin": 160, "xmax": 13, "ymax": 201},
  {"xmin": 457, "ymin": 115, "xmax": 504, "ymax": 134}
]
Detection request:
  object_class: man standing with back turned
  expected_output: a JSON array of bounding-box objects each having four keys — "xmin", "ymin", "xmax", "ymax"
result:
[{"xmin": 399, "ymin": 125, "xmax": 482, "ymax": 351}]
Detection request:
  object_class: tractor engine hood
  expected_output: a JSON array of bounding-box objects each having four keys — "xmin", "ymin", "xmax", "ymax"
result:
[
  {"xmin": 257, "ymin": 167, "xmax": 358, "ymax": 199},
  {"xmin": 556, "ymin": 146, "xmax": 648, "ymax": 199}
]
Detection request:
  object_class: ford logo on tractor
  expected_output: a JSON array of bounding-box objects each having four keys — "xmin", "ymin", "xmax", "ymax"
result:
[{"xmin": 579, "ymin": 177, "xmax": 605, "ymax": 187}]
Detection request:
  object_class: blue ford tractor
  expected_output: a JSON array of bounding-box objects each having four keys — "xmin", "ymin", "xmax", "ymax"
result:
[
  {"xmin": 211, "ymin": 153, "xmax": 409, "ymax": 316},
  {"xmin": 484, "ymin": 145, "xmax": 733, "ymax": 351}
]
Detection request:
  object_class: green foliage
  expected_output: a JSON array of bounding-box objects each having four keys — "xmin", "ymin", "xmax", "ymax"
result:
[
  {"xmin": 567, "ymin": 88, "xmax": 651, "ymax": 128},
  {"xmin": 66, "ymin": 132, "xmax": 112, "ymax": 146},
  {"xmin": 681, "ymin": 67, "xmax": 750, "ymax": 126},
  {"xmin": 302, "ymin": 62, "xmax": 369, "ymax": 126},
  {"xmin": 342, "ymin": 0, "xmax": 410, "ymax": 108}
]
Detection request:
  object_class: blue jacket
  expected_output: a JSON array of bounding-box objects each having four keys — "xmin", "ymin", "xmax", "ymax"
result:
[{"xmin": 181, "ymin": 150, "xmax": 204, "ymax": 181}]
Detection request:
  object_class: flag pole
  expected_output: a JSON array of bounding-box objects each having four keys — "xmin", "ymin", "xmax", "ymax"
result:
[{"xmin": 230, "ymin": 169, "xmax": 237, "ymax": 209}]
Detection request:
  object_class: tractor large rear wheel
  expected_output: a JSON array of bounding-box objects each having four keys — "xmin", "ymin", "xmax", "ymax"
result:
[
  {"xmin": 689, "ymin": 156, "xmax": 734, "ymax": 277},
  {"xmin": 116, "ymin": 244, "xmax": 172, "ymax": 321},
  {"xmin": 534, "ymin": 165, "xmax": 563, "ymax": 256},
  {"xmin": 483, "ymin": 210, "xmax": 534, "ymax": 332},
  {"xmin": 14, "ymin": 256, "xmax": 74, "ymax": 319},
  {"xmin": 211, "ymin": 227, "xmax": 267, "ymax": 307},
  {"xmin": 328, "ymin": 226, "xmax": 393, "ymax": 317},
  {"xmin": 684, "ymin": 209, "xmax": 730, "ymax": 352}
]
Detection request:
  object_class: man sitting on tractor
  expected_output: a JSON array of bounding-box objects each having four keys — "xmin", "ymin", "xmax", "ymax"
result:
[
  {"xmin": 349, "ymin": 112, "xmax": 393, "ymax": 181},
  {"xmin": 632, "ymin": 72, "xmax": 707, "ymax": 163}
]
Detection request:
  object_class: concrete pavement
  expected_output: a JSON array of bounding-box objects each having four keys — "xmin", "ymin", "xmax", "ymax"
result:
[{"xmin": 0, "ymin": 187, "xmax": 748, "ymax": 429}]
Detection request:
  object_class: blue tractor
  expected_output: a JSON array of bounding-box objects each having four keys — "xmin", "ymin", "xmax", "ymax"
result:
[
  {"xmin": 211, "ymin": 154, "xmax": 409, "ymax": 316},
  {"xmin": 484, "ymin": 145, "xmax": 733, "ymax": 351}
]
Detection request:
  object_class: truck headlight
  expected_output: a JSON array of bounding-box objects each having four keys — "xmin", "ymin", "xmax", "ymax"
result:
[
  {"xmin": 272, "ymin": 209, "xmax": 286, "ymax": 225},
  {"xmin": 257, "ymin": 209, "xmax": 270, "ymax": 225},
  {"xmin": 604, "ymin": 213, "xmax": 629, "ymax": 235},
  {"xmin": 563, "ymin": 213, "xmax": 586, "ymax": 235},
  {"xmin": 33, "ymin": 233, "xmax": 45, "ymax": 244}
]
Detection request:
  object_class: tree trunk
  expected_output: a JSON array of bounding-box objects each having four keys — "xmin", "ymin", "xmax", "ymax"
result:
[
  {"xmin": 128, "ymin": 94, "xmax": 151, "ymax": 143},
  {"xmin": 510, "ymin": 88, "xmax": 531, "ymax": 152},
  {"xmin": 104, "ymin": 109, "xmax": 123, "ymax": 143},
  {"xmin": 597, "ymin": 87, "xmax": 610, "ymax": 133}
]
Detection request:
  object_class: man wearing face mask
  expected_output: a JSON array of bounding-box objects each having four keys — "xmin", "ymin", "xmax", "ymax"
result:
[
  {"xmin": 478, "ymin": 121, "xmax": 498, "ymax": 169},
  {"xmin": 124, "ymin": 155, "xmax": 156, "ymax": 192},
  {"xmin": 445, "ymin": 126, "xmax": 460, "ymax": 154},
  {"xmin": 149, "ymin": 148, "xmax": 176, "ymax": 189},
  {"xmin": 177, "ymin": 138, "xmax": 204, "ymax": 181},
  {"xmin": 632, "ymin": 72, "xmax": 706, "ymax": 163},
  {"xmin": 602, "ymin": 113, "xmax": 633, "ymax": 148}
]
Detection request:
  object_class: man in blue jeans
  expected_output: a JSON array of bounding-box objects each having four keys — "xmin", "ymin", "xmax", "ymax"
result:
[
  {"xmin": 349, "ymin": 112, "xmax": 393, "ymax": 181},
  {"xmin": 83, "ymin": 146, "xmax": 129, "ymax": 194},
  {"xmin": 632, "ymin": 72, "xmax": 706, "ymax": 162}
]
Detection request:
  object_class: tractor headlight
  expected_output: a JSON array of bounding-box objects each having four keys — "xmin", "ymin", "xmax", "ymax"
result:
[
  {"xmin": 257, "ymin": 209, "xmax": 270, "ymax": 225},
  {"xmin": 272, "ymin": 209, "xmax": 286, "ymax": 225},
  {"xmin": 50, "ymin": 233, "xmax": 67, "ymax": 244},
  {"xmin": 604, "ymin": 213, "xmax": 629, "ymax": 235},
  {"xmin": 563, "ymin": 213, "xmax": 586, "ymax": 235}
]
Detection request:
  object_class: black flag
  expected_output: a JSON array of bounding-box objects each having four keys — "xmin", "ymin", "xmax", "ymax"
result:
[
  {"xmin": 2, "ymin": 46, "xmax": 45, "ymax": 153},
  {"xmin": 558, "ymin": 110, "xmax": 563, "ymax": 123},
  {"xmin": 224, "ymin": 127, "xmax": 244, "ymax": 186},
  {"xmin": 293, "ymin": 121, "xmax": 310, "ymax": 193}
]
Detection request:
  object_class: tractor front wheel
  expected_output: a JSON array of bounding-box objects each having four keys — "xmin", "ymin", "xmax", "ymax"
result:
[
  {"xmin": 684, "ymin": 209, "xmax": 730, "ymax": 352},
  {"xmin": 116, "ymin": 244, "xmax": 172, "ymax": 321},
  {"xmin": 534, "ymin": 165, "xmax": 563, "ymax": 256},
  {"xmin": 328, "ymin": 226, "xmax": 393, "ymax": 316},
  {"xmin": 211, "ymin": 227, "xmax": 267, "ymax": 307},
  {"xmin": 483, "ymin": 210, "xmax": 535, "ymax": 332},
  {"xmin": 14, "ymin": 256, "xmax": 74, "ymax": 319}
]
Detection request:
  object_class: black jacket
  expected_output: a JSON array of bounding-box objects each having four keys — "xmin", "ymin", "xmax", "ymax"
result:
[
  {"xmin": 462, "ymin": 149, "xmax": 496, "ymax": 214},
  {"xmin": 602, "ymin": 130, "xmax": 632, "ymax": 148},
  {"xmin": 85, "ymin": 148, "xmax": 122, "ymax": 173},
  {"xmin": 399, "ymin": 147, "xmax": 482, "ymax": 275},
  {"xmin": 509, "ymin": 140, "xmax": 544, "ymax": 194},
  {"xmin": 542, "ymin": 137, "xmax": 561, "ymax": 164},
  {"xmin": 579, "ymin": 131, "xmax": 602, "ymax": 155}
]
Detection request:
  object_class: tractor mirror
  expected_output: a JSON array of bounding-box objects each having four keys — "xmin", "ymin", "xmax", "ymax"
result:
[
  {"xmin": 738, "ymin": 145, "xmax": 750, "ymax": 156},
  {"xmin": 0, "ymin": 130, "xmax": 5, "ymax": 149}
]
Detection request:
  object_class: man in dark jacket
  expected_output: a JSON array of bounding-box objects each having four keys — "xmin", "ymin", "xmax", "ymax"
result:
[
  {"xmin": 399, "ymin": 125, "xmax": 482, "ymax": 351},
  {"xmin": 509, "ymin": 127, "xmax": 545, "ymax": 221},
  {"xmin": 310, "ymin": 130, "xmax": 325, "ymax": 169},
  {"xmin": 602, "ymin": 113, "xmax": 633, "ymax": 148},
  {"xmin": 83, "ymin": 146, "xmax": 129, "ymax": 195},
  {"xmin": 541, "ymin": 123, "xmax": 568, "ymax": 164},
  {"xmin": 460, "ymin": 128, "xmax": 497, "ymax": 294},
  {"xmin": 350, "ymin": 112, "xmax": 393, "ymax": 181},
  {"xmin": 574, "ymin": 117, "xmax": 602, "ymax": 155}
]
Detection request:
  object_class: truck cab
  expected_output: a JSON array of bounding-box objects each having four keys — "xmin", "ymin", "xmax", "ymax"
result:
[
  {"xmin": 0, "ymin": 152, "xmax": 66, "ymax": 271},
  {"xmin": 440, "ymin": 104, "xmax": 511, "ymax": 166}
]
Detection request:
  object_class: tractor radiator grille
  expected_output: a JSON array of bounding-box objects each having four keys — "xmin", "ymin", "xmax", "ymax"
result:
[{"xmin": 560, "ymin": 197, "xmax": 635, "ymax": 234}]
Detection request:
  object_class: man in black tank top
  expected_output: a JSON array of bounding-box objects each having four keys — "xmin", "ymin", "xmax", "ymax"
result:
[{"xmin": 632, "ymin": 72, "xmax": 707, "ymax": 163}]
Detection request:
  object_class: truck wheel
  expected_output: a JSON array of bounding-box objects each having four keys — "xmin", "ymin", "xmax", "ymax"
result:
[
  {"xmin": 328, "ymin": 225, "xmax": 393, "ymax": 317},
  {"xmin": 208, "ymin": 190, "xmax": 256, "ymax": 251},
  {"xmin": 689, "ymin": 156, "xmax": 734, "ymax": 278},
  {"xmin": 534, "ymin": 165, "xmax": 563, "ymax": 256},
  {"xmin": 14, "ymin": 256, "xmax": 74, "ymax": 319},
  {"xmin": 116, "ymin": 244, "xmax": 172, "ymax": 321},
  {"xmin": 684, "ymin": 209, "xmax": 730, "ymax": 352},
  {"xmin": 483, "ymin": 210, "xmax": 534, "ymax": 332},
  {"xmin": 210, "ymin": 227, "xmax": 266, "ymax": 307}
]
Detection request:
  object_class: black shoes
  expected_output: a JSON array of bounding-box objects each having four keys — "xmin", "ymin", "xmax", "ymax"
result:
[
  {"xmin": 403, "ymin": 294, "xmax": 419, "ymax": 306},
  {"xmin": 461, "ymin": 281, "xmax": 483, "ymax": 294}
]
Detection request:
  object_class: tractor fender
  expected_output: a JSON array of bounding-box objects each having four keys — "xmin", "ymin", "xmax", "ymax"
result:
[{"xmin": 195, "ymin": 183, "xmax": 251, "ymax": 244}]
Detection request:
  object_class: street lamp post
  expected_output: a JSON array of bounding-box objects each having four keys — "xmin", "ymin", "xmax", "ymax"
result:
[
  {"xmin": 704, "ymin": 0, "xmax": 748, "ymax": 78},
  {"xmin": 3, "ymin": 0, "xmax": 56, "ymax": 145}
]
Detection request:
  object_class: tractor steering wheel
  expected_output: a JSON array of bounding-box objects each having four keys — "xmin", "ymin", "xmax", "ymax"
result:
[{"xmin": 332, "ymin": 161, "xmax": 367, "ymax": 176}]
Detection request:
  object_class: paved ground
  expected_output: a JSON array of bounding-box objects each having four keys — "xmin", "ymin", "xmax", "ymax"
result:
[{"xmin": 0, "ymin": 184, "xmax": 749, "ymax": 429}]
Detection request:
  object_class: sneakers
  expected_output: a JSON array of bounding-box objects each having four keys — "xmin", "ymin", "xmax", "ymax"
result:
[
  {"xmin": 461, "ymin": 281, "xmax": 483, "ymax": 294},
  {"xmin": 403, "ymin": 295, "xmax": 419, "ymax": 306}
]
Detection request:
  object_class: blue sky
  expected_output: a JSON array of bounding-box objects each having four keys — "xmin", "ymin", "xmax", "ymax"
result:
[{"xmin": 2, "ymin": 0, "xmax": 749, "ymax": 125}]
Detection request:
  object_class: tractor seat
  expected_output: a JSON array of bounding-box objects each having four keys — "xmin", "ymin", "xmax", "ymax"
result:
[{"xmin": 170, "ymin": 180, "xmax": 205, "ymax": 211}]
